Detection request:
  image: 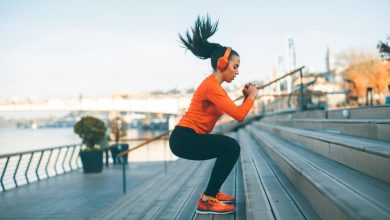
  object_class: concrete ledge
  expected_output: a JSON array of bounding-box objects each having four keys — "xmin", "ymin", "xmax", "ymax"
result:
[
  {"xmin": 254, "ymin": 122, "xmax": 390, "ymax": 158},
  {"xmin": 254, "ymin": 122, "xmax": 390, "ymax": 183},
  {"xmin": 327, "ymin": 105, "xmax": 390, "ymax": 119},
  {"xmin": 261, "ymin": 105, "xmax": 390, "ymax": 121},
  {"xmin": 261, "ymin": 118, "xmax": 390, "ymax": 141},
  {"xmin": 262, "ymin": 110, "xmax": 325, "ymax": 120}
]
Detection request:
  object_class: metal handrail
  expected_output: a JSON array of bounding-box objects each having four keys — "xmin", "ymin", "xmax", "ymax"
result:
[
  {"xmin": 107, "ymin": 137, "xmax": 169, "ymax": 148},
  {"xmin": 0, "ymin": 144, "xmax": 82, "ymax": 192},
  {"xmin": 258, "ymin": 91, "xmax": 349, "ymax": 97},
  {"xmin": 116, "ymin": 130, "xmax": 172, "ymax": 194},
  {"xmin": 234, "ymin": 66, "xmax": 305, "ymax": 102},
  {"xmin": 237, "ymin": 66, "xmax": 350, "ymax": 113},
  {"xmin": 0, "ymin": 143, "xmax": 81, "ymax": 158},
  {"xmin": 110, "ymin": 138, "xmax": 151, "ymax": 142},
  {"xmin": 256, "ymin": 66, "xmax": 305, "ymax": 91},
  {"xmin": 117, "ymin": 131, "xmax": 172, "ymax": 158}
]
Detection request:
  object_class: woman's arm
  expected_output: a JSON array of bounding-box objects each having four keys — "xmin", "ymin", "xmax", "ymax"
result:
[{"xmin": 206, "ymin": 83, "xmax": 255, "ymax": 121}]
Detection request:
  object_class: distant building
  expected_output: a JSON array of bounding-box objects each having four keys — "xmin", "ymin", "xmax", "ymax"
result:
[
  {"xmin": 286, "ymin": 37, "xmax": 296, "ymax": 72},
  {"xmin": 264, "ymin": 43, "xmax": 351, "ymax": 111},
  {"xmin": 325, "ymin": 47, "xmax": 335, "ymax": 73},
  {"xmin": 298, "ymin": 47, "xmax": 349, "ymax": 109}
]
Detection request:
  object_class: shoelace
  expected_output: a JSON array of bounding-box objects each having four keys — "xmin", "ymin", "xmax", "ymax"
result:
[{"xmin": 207, "ymin": 198, "xmax": 226, "ymax": 206}]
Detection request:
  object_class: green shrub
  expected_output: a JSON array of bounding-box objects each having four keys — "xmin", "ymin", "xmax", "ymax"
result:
[{"xmin": 74, "ymin": 116, "xmax": 107, "ymax": 150}]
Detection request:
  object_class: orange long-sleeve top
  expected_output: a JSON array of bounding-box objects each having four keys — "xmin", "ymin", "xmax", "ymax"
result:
[{"xmin": 177, "ymin": 74, "xmax": 254, "ymax": 134}]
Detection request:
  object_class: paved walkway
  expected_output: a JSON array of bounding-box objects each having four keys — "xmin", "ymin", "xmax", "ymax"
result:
[{"xmin": 0, "ymin": 161, "xmax": 167, "ymax": 219}]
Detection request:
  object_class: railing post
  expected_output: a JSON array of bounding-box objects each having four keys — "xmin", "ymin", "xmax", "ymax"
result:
[
  {"xmin": 68, "ymin": 146, "xmax": 76, "ymax": 171},
  {"xmin": 1, "ymin": 157, "xmax": 10, "ymax": 191},
  {"xmin": 53, "ymin": 148, "xmax": 61, "ymax": 176},
  {"xmin": 122, "ymin": 157, "xmax": 126, "ymax": 194},
  {"xmin": 36, "ymin": 151, "xmax": 45, "ymax": 181},
  {"xmin": 299, "ymin": 69, "xmax": 305, "ymax": 111},
  {"xmin": 62, "ymin": 146, "xmax": 70, "ymax": 173},
  {"xmin": 164, "ymin": 137, "xmax": 167, "ymax": 175},
  {"xmin": 14, "ymin": 155, "xmax": 23, "ymax": 187},
  {"xmin": 76, "ymin": 145, "xmax": 82, "ymax": 169},
  {"xmin": 147, "ymin": 144, "xmax": 150, "ymax": 162},
  {"xmin": 25, "ymin": 153, "xmax": 34, "ymax": 184},
  {"xmin": 45, "ymin": 149, "xmax": 53, "ymax": 178}
]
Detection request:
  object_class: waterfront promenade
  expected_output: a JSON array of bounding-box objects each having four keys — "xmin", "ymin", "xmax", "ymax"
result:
[
  {"xmin": 0, "ymin": 161, "xmax": 166, "ymax": 219},
  {"xmin": 1, "ymin": 105, "xmax": 390, "ymax": 219}
]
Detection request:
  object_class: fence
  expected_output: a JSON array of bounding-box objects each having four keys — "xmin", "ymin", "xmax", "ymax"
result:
[{"xmin": 0, "ymin": 144, "xmax": 82, "ymax": 192}]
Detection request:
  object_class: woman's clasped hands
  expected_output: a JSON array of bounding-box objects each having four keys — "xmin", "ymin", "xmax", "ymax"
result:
[{"xmin": 242, "ymin": 82, "xmax": 258, "ymax": 100}]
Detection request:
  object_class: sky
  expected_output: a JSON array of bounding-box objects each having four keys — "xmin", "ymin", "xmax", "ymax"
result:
[{"xmin": 0, "ymin": 0, "xmax": 389, "ymax": 99}]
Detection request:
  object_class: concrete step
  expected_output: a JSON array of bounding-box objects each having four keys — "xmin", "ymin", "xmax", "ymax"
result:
[
  {"xmin": 89, "ymin": 159, "xmax": 211, "ymax": 219},
  {"xmin": 155, "ymin": 159, "xmax": 213, "ymax": 220},
  {"xmin": 262, "ymin": 106, "xmax": 390, "ymax": 120},
  {"xmin": 209, "ymin": 132, "xmax": 242, "ymax": 220},
  {"xmin": 326, "ymin": 105, "xmax": 390, "ymax": 120},
  {"xmin": 253, "ymin": 122, "xmax": 390, "ymax": 183},
  {"xmin": 261, "ymin": 118, "xmax": 390, "ymax": 141},
  {"xmin": 236, "ymin": 129, "xmax": 319, "ymax": 220},
  {"xmin": 247, "ymin": 125, "xmax": 390, "ymax": 220}
]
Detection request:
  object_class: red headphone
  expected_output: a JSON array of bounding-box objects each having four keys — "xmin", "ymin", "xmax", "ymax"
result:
[{"xmin": 217, "ymin": 47, "xmax": 231, "ymax": 71}]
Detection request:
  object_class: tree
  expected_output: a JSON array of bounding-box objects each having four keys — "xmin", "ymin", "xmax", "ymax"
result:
[
  {"xmin": 339, "ymin": 51, "xmax": 390, "ymax": 104},
  {"xmin": 74, "ymin": 116, "xmax": 107, "ymax": 151},
  {"xmin": 377, "ymin": 38, "xmax": 390, "ymax": 61}
]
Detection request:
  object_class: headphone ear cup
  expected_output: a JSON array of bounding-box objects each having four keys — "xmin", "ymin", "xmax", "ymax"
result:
[
  {"xmin": 217, "ymin": 47, "xmax": 232, "ymax": 71},
  {"xmin": 217, "ymin": 57, "xmax": 228, "ymax": 70}
]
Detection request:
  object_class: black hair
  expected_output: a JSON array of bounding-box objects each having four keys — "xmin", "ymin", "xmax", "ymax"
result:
[{"xmin": 179, "ymin": 15, "xmax": 239, "ymax": 70}]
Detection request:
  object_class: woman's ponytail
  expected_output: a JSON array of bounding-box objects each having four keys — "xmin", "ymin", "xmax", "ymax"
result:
[
  {"xmin": 179, "ymin": 15, "xmax": 239, "ymax": 70},
  {"xmin": 179, "ymin": 15, "xmax": 222, "ymax": 60}
]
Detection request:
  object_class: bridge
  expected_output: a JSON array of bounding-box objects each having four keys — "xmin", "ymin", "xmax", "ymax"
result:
[{"xmin": 0, "ymin": 94, "xmax": 193, "ymax": 115}]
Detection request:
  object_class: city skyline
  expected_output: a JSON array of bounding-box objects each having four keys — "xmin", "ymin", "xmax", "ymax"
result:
[{"xmin": 1, "ymin": 0, "xmax": 389, "ymax": 99}]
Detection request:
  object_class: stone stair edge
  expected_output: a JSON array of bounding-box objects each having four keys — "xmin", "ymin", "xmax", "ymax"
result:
[{"xmin": 254, "ymin": 122, "xmax": 390, "ymax": 158}]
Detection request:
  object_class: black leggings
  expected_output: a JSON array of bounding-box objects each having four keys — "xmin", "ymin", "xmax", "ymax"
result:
[{"xmin": 169, "ymin": 126, "xmax": 240, "ymax": 197}]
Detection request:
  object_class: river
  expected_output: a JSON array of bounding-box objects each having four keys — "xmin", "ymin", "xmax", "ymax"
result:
[{"xmin": 0, "ymin": 127, "xmax": 164, "ymax": 155}]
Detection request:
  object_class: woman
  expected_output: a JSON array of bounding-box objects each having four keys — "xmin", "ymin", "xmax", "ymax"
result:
[{"xmin": 169, "ymin": 15, "xmax": 258, "ymax": 215}]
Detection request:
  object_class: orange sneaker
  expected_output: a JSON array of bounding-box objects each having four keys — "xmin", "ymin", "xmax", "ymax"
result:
[
  {"xmin": 196, "ymin": 197, "xmax": 236, "ymax": 215},
  {"xmin": 201, "ymin": 191, "xmax": 236, "ymax": 203},
  {"xmin": 216, "ymin": 191, "xmax": 236, "ymax": 203}
]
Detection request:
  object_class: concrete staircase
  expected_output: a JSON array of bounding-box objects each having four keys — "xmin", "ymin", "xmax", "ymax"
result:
[
  {"xmin": 242, "ymin": 106, "xmax": 390, "ymax": 219},
  {"xmin": 236, "ymin": 131, "xmax": 319, "ymax": 220}
]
